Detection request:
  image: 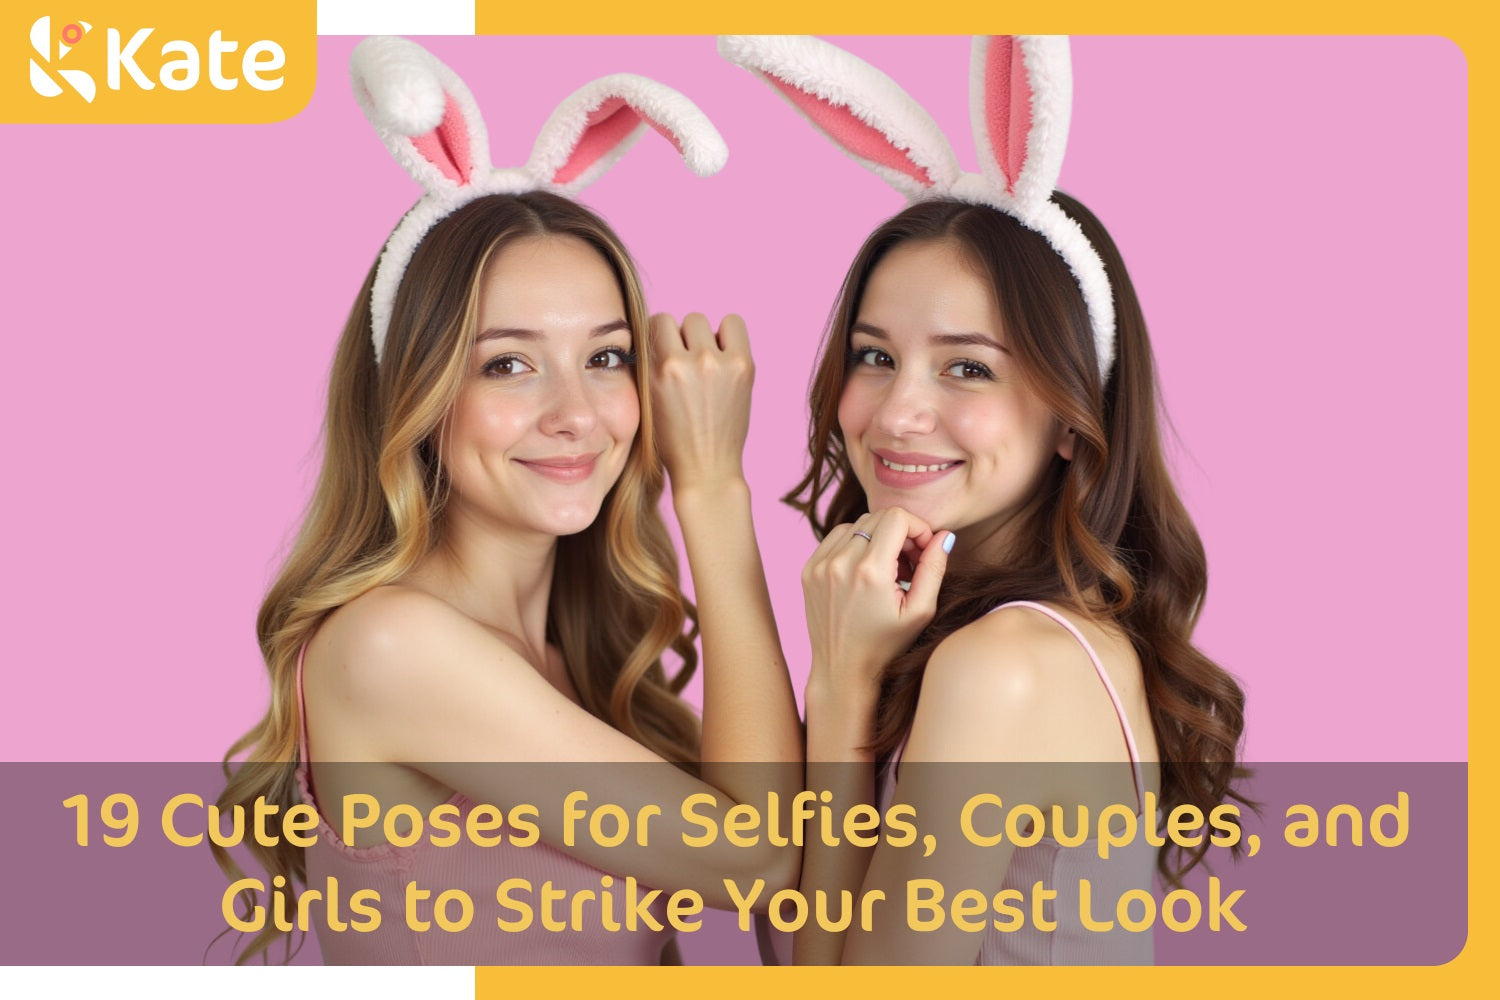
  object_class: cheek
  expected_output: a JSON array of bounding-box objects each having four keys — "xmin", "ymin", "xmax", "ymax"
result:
[
  {"xmin": 599, "ymin": 381, "xmax": 640, "ymax": 441},
  {"xmin": 1013, "ymin": 399, "xmax": 1067, "ymax": 462},
  {"xmin": 944, "ymin": 399, "xmax": 1006, "ymax": 453},
  {"xmin": 836, "ymin": 383, "xmax": 872, "ymax": 441},
  {"xmin": 449, "ymin": 392, "xmax": 528, "ymax": 451}
]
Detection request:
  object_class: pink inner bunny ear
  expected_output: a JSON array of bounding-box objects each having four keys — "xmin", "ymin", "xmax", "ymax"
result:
[
  {"xmin": 767, "ymin": 76, "xmax": 933, "ymax": 188},
  {"xmin": 407, "ymin": 93, "xmax": 475, "ymax": 185},
  {"xmin": 552, "ymin": 98, "xmax": 684, "ymax": 186},
  {"xmin": 982, "ymin": 37, "xmax": 1033, "ymax": 195}
]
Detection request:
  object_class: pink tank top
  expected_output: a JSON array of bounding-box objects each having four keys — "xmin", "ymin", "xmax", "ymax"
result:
[
  {"xmin": 879, "ymin": 601, "xmax": 1155, "ymax": 965},
  {"xmin": 295, "ymin": 648, "xmax": 674, "ymax": 964}
]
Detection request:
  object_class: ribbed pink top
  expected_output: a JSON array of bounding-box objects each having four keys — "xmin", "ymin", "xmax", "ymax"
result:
[
  {"xmin": 880, "ymin": 601, "xmax": 1155, "ymax": 965},
  {"xmin": 295, "ymin": 648, "xmax": 674, "ymax": 964}
]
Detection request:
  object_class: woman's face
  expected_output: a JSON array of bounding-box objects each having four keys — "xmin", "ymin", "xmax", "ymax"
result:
[
  {"xmin": 837, "ymin": 239, "xmax": 1072, "ymax": 557},
  {"xmin": 443, "ymin": 234, "xmax": 639, "ymax": 539}
]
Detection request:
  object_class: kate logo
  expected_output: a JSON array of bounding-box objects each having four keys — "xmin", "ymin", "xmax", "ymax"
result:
[
  {"xmin": 6, "ymin": 2, "xmax": 313, "ymax": 124},
  {"xmin": 29, "ymin": 16, "xmax": 95, "ymax": 102}
]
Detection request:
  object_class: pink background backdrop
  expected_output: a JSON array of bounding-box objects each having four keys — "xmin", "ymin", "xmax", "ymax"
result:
[{"xmin": 2, "ymin": 36, "xmax": 1467, "ymax": 762}]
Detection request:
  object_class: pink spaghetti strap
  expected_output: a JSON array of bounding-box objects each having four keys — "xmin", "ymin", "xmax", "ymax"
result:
[{"xmin": 989, "ymin": 601, "xmax": 1145, "ymax": 809}]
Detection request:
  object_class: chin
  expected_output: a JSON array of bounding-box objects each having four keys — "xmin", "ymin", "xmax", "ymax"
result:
[
  {"xmin": 541, "ymin": 504, "xmax": 608, "ymax": 538},
  {"xmin": 864, "ymin": 488, "xmax": 937, "ymax": 522},
  {"xmin": 544, "ymin": 518, "xmax": 601, "ymax": 539}
]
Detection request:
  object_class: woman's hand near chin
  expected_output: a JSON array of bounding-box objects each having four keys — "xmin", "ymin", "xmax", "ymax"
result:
[
  {"xmin": 648, "ymin": 312, "xmax": 754, "ymax": 496},
  {"xmin": 794, "ymin": 509, "xmax": 953, "ymax": 965},
  {"xmin": 802, "ymin": 508, "xmax": 955, "ymax": 739}
]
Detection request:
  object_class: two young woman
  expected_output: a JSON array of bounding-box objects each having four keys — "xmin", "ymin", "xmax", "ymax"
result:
[{"xmin": 223, "ymin": 35, "xmax": 1244, "ymax": 966}]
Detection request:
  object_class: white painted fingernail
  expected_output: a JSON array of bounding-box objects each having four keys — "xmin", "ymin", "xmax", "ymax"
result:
[
  {"xmin": 942, "ymin": 532, "xmax": 956, "ymax": 554},
  {"xmin": 897, "ymin": 580, "xmax": 912, "ymax": 592}
]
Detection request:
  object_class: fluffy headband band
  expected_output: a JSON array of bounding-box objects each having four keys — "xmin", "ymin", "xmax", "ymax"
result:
[
  {"xmin": 718, "ymin": 35, "xmax": 1115, "ymax": 379},
  {"xmin": 351, "ymin": 37, "xmax": 729, "ymax": 363}
]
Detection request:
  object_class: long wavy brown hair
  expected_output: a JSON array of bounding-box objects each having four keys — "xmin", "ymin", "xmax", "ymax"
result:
[
  {"xmin": 217, "ymin": 192, "xmax": 701, "ymax": 962},
  {"xmin": 785, "ymin": 195, "xmax": 1246, "ymax": 881}
]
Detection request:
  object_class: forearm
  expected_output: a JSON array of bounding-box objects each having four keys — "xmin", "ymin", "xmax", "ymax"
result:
[
  {"xmin": 794, "ymin": 677, "xmax": 879, "ymax": 964},
  {"xmin": 674, "ymin": 479, "xmax": 801, "ymax": 773}
]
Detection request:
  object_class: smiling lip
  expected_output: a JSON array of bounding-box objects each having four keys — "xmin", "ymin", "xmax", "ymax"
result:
[
  {"xmin": 870, "ymin": 450, "xmax": 962, "ymax": 488},
  {"xmin": 516, "ymin": 454, "xmax": 599, "ymax": 483}
]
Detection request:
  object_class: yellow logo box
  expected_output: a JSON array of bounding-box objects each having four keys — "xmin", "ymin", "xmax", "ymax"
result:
[{"xmin": 2, "ymin": 0, "xmax": 314, "ymax": 123}]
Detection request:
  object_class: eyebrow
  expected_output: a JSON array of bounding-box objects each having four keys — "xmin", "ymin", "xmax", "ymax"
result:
[
  {"xmin": 476, "ymin": 319, "xmax": 630, "ymax": 344},
  {"xmin": 850, "ymin": 322, "xmax": 1008, "ymax": 354}
]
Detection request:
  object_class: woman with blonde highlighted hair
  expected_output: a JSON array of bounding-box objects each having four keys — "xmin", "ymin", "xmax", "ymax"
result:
[{"xmin": 218, "ymin": 39, "xmax": 798, "ymax": 965}]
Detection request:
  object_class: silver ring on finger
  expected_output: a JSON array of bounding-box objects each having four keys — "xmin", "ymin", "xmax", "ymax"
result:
[{"xmin": 852, "ymin": 530, "xmax": 873, "ymax": 542}]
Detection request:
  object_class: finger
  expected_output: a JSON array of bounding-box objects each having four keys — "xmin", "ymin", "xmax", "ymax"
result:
[
  {"xmin": 824, "ymin": 522, "xmax": 857, "ymax": 546},
  {"xmin": 841, "ymin": 512, "xmax": 881, "ymax": 553},
  {"xmin": 858, "ymin": 513, "xmax": 915, "ymax": 581},
  {"xmin": 888, "ymin": 509, "xmax": 936, "ymax": 548},
  {"xmin": 680, "ymin": 312, "xmax": 717, "ymax": 352},
  {"xmin": 813, "ymin": 522, "xmax": 857, "ymax": 564},
  {"xmin": 883, "ymin": 506, "xmax": 936, "ymax": 551},
  {"xmin": 864, "ymin": 509, "xmax": 932, "ymax": 593},
  {"xmin": 905, "ymin": 530, "xmax": 955, "ymax": 616},
  {"xmin": 822, "ymin": 517, "xmax": 882, "ymax": 582},
  {"xmin": 896, "ymin": 540, "xmax": 919, "ymax": 585},
  {"xmin": 717, "ymin": 313, "xmax": 751, "ymax": 355},
  {"xmin": 648, "ymin": 313, "xmax": 684, "ymax": 356}
]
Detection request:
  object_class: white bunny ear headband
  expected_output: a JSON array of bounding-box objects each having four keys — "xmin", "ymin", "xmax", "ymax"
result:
[
  {"xmin": 718, "ymin": 35, "xmax": 1115, "ymax": 379},
  {"xmin": 351, "ymin": 37, "xmax": 729, "ymax": 363}
]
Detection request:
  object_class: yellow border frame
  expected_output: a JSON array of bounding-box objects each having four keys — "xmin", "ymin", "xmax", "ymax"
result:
[{"xmin": 471, "ymin": 1, "xmax": 1490, "ymax": 995}]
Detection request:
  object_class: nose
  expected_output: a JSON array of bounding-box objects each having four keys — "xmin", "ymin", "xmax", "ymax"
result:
[
  {"xmin": 539, "ymin": 368, "xmax": 599, "ymax": 438},
  {"xmin": 870, "ymin": 370, "xmax": 936, "ymax": 438}
]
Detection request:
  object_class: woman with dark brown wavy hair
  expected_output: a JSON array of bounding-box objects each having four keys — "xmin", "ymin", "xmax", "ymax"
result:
[{"xmin": 723, "ymin": 35, "xmax": 1245, "ymax": 964}]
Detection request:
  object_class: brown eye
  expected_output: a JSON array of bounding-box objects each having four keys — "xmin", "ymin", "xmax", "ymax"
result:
[
  {"xmin": 481, "ymin": 355, "xmax": 533, "ymax": 377},
  {"xmin": 588, "ymin": 347, "xmax": 637, "ymax": 370},
  {"xmin": 848, "ymin": 347, "xmax": 893, "ymax": 368},
  {"xmin": 944, "ymin": 360, "xmax": 993, "ymax": 380}
]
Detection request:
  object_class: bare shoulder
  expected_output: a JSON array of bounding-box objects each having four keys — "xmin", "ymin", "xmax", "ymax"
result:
[
  {"xmin": 906, "ymin": 604, "xmax": 1121, "ymax": 764},
  {"xmin": 306, "ymin": 584, "xmax": 519, "ymax": 710},
  {"xmin": 318, "ymin": 584, "xmax": 470, "ymax": 654},
  {"xmin": 302, "ymin": 584, "xmax": 592, "ymax": 764},
  {"xmin": 921, "ymin": 605, "xmax": 1081, "ymax": 704}
]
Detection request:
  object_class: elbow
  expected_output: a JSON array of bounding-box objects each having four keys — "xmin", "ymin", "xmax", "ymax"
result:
[
  {"xmin": 738, "ymin": 840, "xmax": 802, "ymax": 904},
  {"xmin": 705, "ymin": 840, "xmax": 801, "ymax": 912},
  {"xmin": 761, "ymin": 840, "xmax": 802, "ymax": 897}
]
